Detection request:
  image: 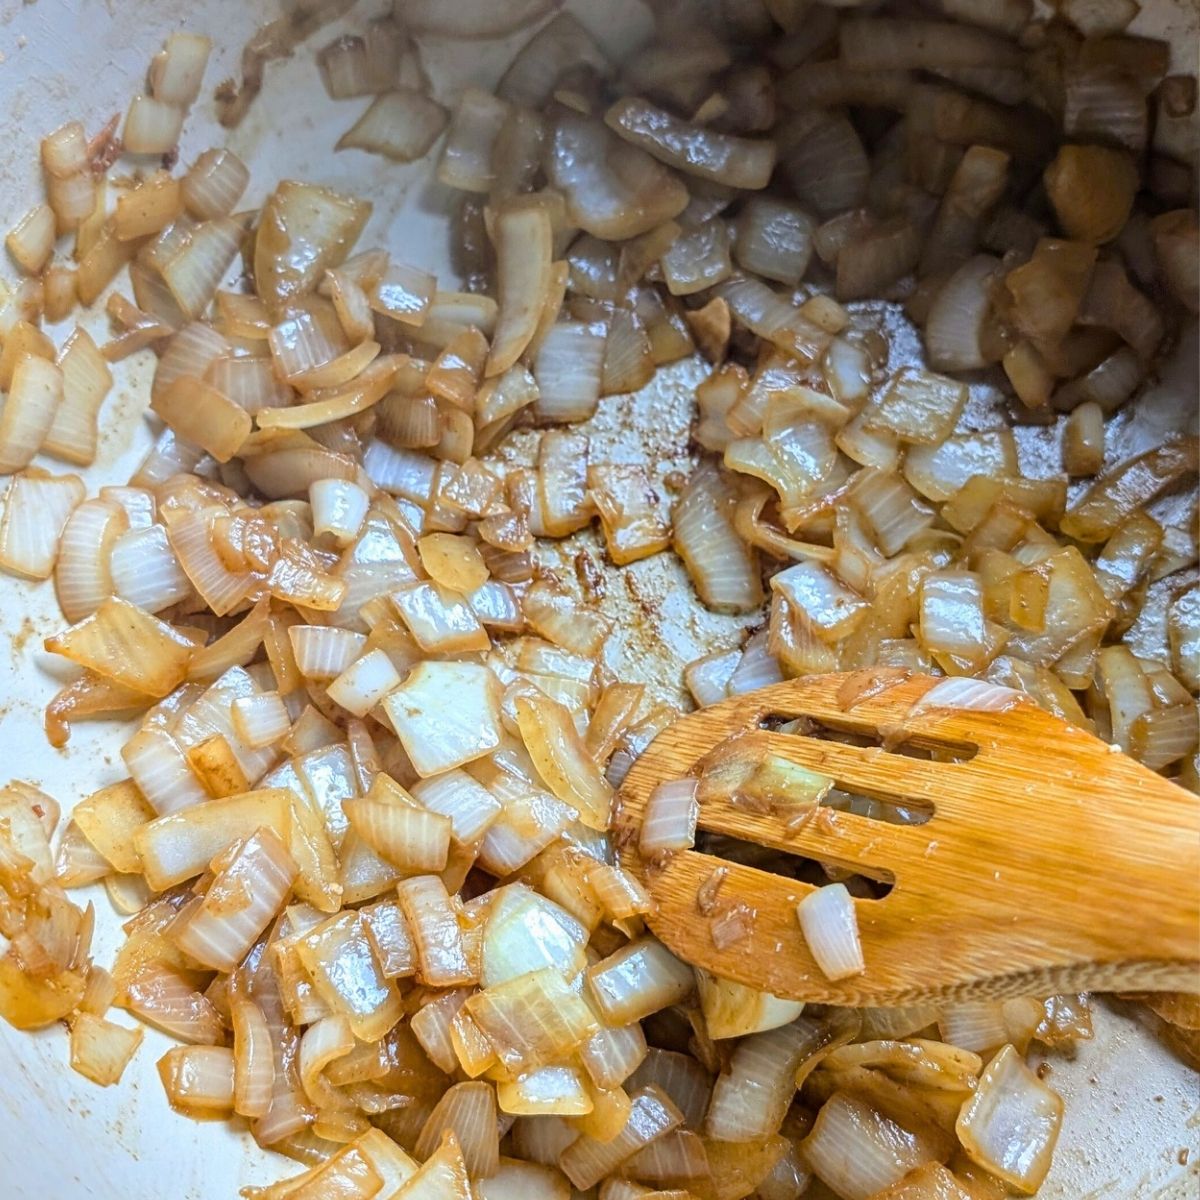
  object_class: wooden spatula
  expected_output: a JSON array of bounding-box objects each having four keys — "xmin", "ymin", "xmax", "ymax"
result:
[{"xmin": 615, "ymin": 670, "xmax": 1200, "ymax": 1006}]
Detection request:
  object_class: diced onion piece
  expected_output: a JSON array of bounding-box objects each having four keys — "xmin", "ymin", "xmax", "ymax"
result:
[
  {"xmin": 796, "ymin": 883, "xmax": 865, "ymax": 982},
  {"xmin": 467, "ymin": 967, "xmax": 598, "ymax": 1075},
  {"xmin": 370, "ymin": 263, "xmax": 436, "ymax": 327},
  {"xmin": 54, "ymin": 497, "xmax": 128, "ymax": 623},
  {"xmin": 533, "ymin": 322, "xmax": 605, "ymax": 424},
  {"xmin": 639, "ymin": 779, "xmax": 698, "ymax": 857},
  {"xmin": 409, "ymin": 769, "xmax": 501, "ymax": 846},
  {"xmin": 68, "ymin": 1012, "xmax": 143, "ymax": 1087},
  {"xmin": 157, "ymin": 1046, "xmax": 236, "ymax": 1116},
  {"xmin": 438, "ymin": 88, "xmax": 511, "ymax": 193},
  {"xmin": 405, "ymin": 0, "xmax": 555, "ymax": 36},
  {"xmin": 295, "ymin": 912, "xmax": 403, "ymax": 1042},
  {"xmin": 289, "ymin": 626, "xmax": 367, "ymax": 680},
  {"xmin": 326, "ymin": 649, "xmax": 403, "ymax": 718},
  {"xmin": 338, "ymin": 90, "xmax": 449, "ymax": 163},
  {"xmin": 383, "ymin": 661, "xmax": 503, "ymax": 776},
  {"xmin": 6, "ymin": 204, "xmax": 55, "ymax": 275},
  {"xmin": 546, "ymin": 112, "xmax": 689, "ymax": 241},
  {"xmin": 674, "ymin": 464, "xmax": 762, "ymax": 614},
  {"xmin": 41, "ymin": 120, "xmax": 88, "ymax": 178},
  {"xmin": 801, "ymin": 1092, "xmax": 934, "ymax": 1200},
  {"xmin": 123, "ymin": 96, "xmax": 184, "ymax": 155},
  {"xmin": 161, "ymin": 217, "xmax": 245, "ymax": 320},
  {"xmin": 310, "ymin": 478, "xmax": 370, "ymax": 546},
  {"xmin": 695, "ymin": 971, "xmax": 805, "ymax": 1040},
  {"xmin": 182, "ymin": 149, "xmax": 250, "ymax": 220},
  {"xmin": 415, "ymin": 1082, "xmax": 500, "ymax": 1179},
  {"xmin": 392, "ymin": 581, "xmax": 489, "ymax": 654},
  {"xmin": 514, "ymin": 691, "xmax": 613, "ymax": 831},
  {"xmin": 397, "ymin": 874, "xmax": 474, "ymax": 987},
  {"xmin": 587, "ymin": 937, "xmax": 694, "ymax": 1025},
  {"xmin": 0, "ymin": 355, "xmax": 62, "ymax": 474},
  {"xmin": 151, "ymin": 375, "xmax": 252, "ymax": 463},
  {"xmin": 497, "ymin": 1067, "xmax": 593, "ymax": 1118},
  {"xmin": 0, "ymin": 469, "xmax": 84, "ymax": 580},
  {"xmin": 45, "ymin": 596, "xmax": 195, "ymax": 698},
  {"xmin": 478, "ymin": 883, "xmax": 587, "ymax": 989},
  {"xmin": 174, "ymin": 828, "xmax": 298, "ymax": 972},
  {"xmin": 231, "ymin": 996, "xmax": 275, "ymax": 1120},
  {"xmin": 149, "ymin": 32, "xmax": 211, "ymax": 107},
  {"xmin": 254, "ymin": 180, "xmax": 372, "ymax": 319},
  {"xmin": 559, "ymin": 1086, "xmax": 684, "ymax": 1190},
  {"xmin": 956, "ymin": 1044, "xmax": 1063, "ymax": 1194},
  {"xmin": 488, "ymin": 200, "xmax": 552, "ymax": 376},
  {"xmin": 344, "ymin": 798, "xmax": 451, "ymax": 873},
  {"xmin": 778, "ymin": 110, "xmax": 868, "ymax": 216},
  {"xmin": 661, "ymin": 222, "xmax": 732, "ymax": 297},
  {"xmin": 230, "ymin": 692, "xmax": 291, "ymax": 750},
  {"xmin": 113, "ymin": 172, "xmax": 183, "ymax": 241},
  {"xmin": 605, "ymin": 98, "xmax": 775, "ymax": 190},
  {"xmin": 734, "ymin": 198, "xmax": 814, "ymax": 287}
]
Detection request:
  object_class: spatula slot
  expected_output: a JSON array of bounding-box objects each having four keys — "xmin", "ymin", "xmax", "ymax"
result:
[
  {"xmin": 693, "ymin": 830, "xmax": 896, "ymax": 895},
  {"xmin": 756, "ymin": 713, "xmax": 978, "ymax": 764}
]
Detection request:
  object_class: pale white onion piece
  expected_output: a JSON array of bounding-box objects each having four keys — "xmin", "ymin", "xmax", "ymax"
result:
[
  {"xmin": 0, "ymin": 355, "xmax": 63, "ymax": 474},
  {"xmin": 6, "ymin": 203, "xmax": 56, "ymax": 276},
  {"xmin": 587, "ymin": 937, "xmax": 694, "ymax": 1025},
  {"xmin": 392, "ymin": 581, "xmax": 490, "ymax": 654},
  {"xmin": 362, "ymin": 440, "xmax": 436, "ymax": 502},
  {"xmin": 496, "ymin": 1067, "xmax": 593, "ymax": 1118},
  {"xmin": 727, "ymin": 632, "xmax": 785, "ymax": 695},
  {"xmin": 912, "ymin": 677, "xmax": 1023, "ymax": 715},
  {"xmin": 299, "ymin": 1013, "xmax": 356, "ymax": 1110},
  {"xmin": 174, "ymin": 828, "xmax": 298, "ymax": 972},
  {"xmin": 796, "ymin": 883, "xmax": 865, "ymax": 982},
  {"xmin": 41, "ymin": 120, "xmax": 88, "ymax": 178},
  {"xmin": 397, "ymin": 874, "xmax": 473, "ymax": 987},
  {"xmin": 533, "ymin": 322, "xmax": 606, "ymax": 424},
  {"xmin": 409, "ymin": 769, "xmax": 502, "ymax": 845},
  {"xmin": 326, "ymin": 649, "xmax": 403, "ymax": 717},
  {"xmin": 479, "ymin": 883, "xmax": 588, "ymax": 990},
  {"xmin": 157, "ymin": 1046, "xmax": 236, "ymax": 1116},
  {"xmin": 800, "ymin": 1092, "xmax": 932, "ymax": 1199},
  {"xmin": 925, "ymin": 254, "xmax": 1003, "ymax": 372},
  {"xmin": 123, "ymin": 96, "xmax": 185, "ymax": 155},
  {"xmin": 110, "ymin": 524, "xmax": 193, "ymax": 613},
  {"xmin": 231, "ymin": 996, "xmax": 275, "ymax": 1120},
  {"xmin": 182, "ymin": 149, "xmax": 250, "ymax": 220},
  {"xmin": 674, "ymin": 465, "xmax": 762, "ymax": 614},
  {"xmin": 123, "ymin": 964, "xmax": 224, "ymax": 1045},
  {"xmin": 639, "ymin": 779, "xmax": 698, "ymax": 857},
  {"xmin": 163, "ymin": 509, "xmax": 255, "ymax": 617},
  {"xmin": 559, "ymin": 1086, "xmax": 684, "ymax": 1190},
  {"xmin": 956, "ymin": 1044, "xmax": 1063, "ymax": 1193},
  {"xmin": 383, "ymin": 661, "xmax": 503, "ymax": 777},
  {"xmin": 579, "ymin": 1022, "xmax": 648, "ymax": 1092},
  {"xmin": 121, "ymin": 727, "xmax": 208, "ymax": 817},
  {"xmin": 149, "ymin": 32, "xmax": 212, "ymax": 107},
  {"xmin": 206, "ymin": 355, "xmax": 294, "ymax": 415},
  {"xmin": 735, "ymin": 198, "xmax": 814, "ymax": 287},
  {"xmin": 151, "ymin": 376, "xmax": 251, "ymax": 463},
  {"xmin": 627, "ymin": 1050, "xmax": 711, "ymax": 1132},
  {"xmin": 42, "ymin": 327, "xmax": 112, "ymax": 466},
  {"xmin": 55, "ymin": 498, "xmax": 127, "ymax": 624},
  {"xmin": 937, "ymin": 1000, "xmax": 1010, "ymax": 1054},
  {"xmin": 289, "ymin": 626, "xmax": 367, "ymax": 681},
  {"xmin": 343, "ymin": 799, "xmax": 451, "ymax": 874},
  {"xmin": 405, "ymin": 0, "xmax": 556, "ymax": 38},
  {"xmin": 0, "ymin": 469, "xmax": 84, "ymax": 580},
  {"xmin": 153, "ymin": 321, "xmax": 230, "ymax": 402},
  {"xmin": 56, "ymin": 820, "xmax": 112, "ymax": 887},
  {"xmin": 369, "ymin": 263, "xmax": 436, "ymax": 327},
  {"xmin": 488, "ymin": 201, "xmax": 552, "ymax": 376},
  {"xmin": 660, "ymin": 222, "xmax": 732, "ymax": 297},
  {"xmin": 415, "ymin": 1082, "xmax": 500, "ymax": 1179},
  {"xmin": 684, "ymin": 647, "xmax": 741, "ymax": 707},
  {"xmin": 437, "ymin": 88, "xmax": 511, "ymax": 193},
  {"xmin": 231, "ymin": 692, "xmax": 292, "ymax": 750},
  {"xmin": 310, "ymin": 478, "xmax": 370, "ymax": 544}
]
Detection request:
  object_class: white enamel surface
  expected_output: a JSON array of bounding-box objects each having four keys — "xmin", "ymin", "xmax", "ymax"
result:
[{"xmin": 0, "ymin": 0, "xmax": 1195, "ymax": 1196}]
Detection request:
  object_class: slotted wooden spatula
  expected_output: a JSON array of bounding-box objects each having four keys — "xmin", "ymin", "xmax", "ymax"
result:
[{"xmin": 616, "ymin": 670, "xmax": 1200, "ymax": 1006}]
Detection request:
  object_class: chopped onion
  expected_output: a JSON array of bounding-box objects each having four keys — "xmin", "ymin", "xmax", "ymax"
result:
[
  {"xmin": 415, "ymin": 1082, "xmax": 500, "ymax": 1179},
  {"xmin": 158, "ymin": 1045, "xmax": 236, "ymax": 1116},
  {"xmin": 559, "ymin": 1086, "xmax": 684, "ymax": 1190},
  {"xmin": 533, "ymin": 322, "xmax": 605, "ymax": 424},
  {"xmin": 0, "ymin": 355, "xmax": 62, "ymax": 474},
  {"xmin": 605, "ymin": 98, "xmax": 775, "ymax": 190},
  {"xmin": 735, "ymin": 199, "xmax": 814, "ymax": 287},
  {"xmin": 6, "ymin": 203, "xmax": 55, "ymax": 275},
  {"xmin": 68, "ymin": 1011, "xmax": 143, "ymax": 1087},
  {"xmin": 488, "ymin": 200, "xmax": 552, "ymax": 376},
  {"xmin": 344, "ymin": 798, "xmax": 451, "ymax": 873},
  {"xmin": 151, "ymin": 375, "xmax": 252, "ymax": 463},
  {"xmin": 338, "ymin": 90, "xmax": 449, "ymax": 163},
  {"xmin": 796, "ymin": 883, "xmax": 865, "ymax": 982},
  {"xmin": 639, "ymin": 779, "xmax": 698, "ymax": 857},
  {"xmin": 231, "ymin": 996, "xmax": 275, "ymax": 1120},
  {"xmin": 0, "ymin": 469, "xmax": 84, "ymax": 581},
  {"xmin": 397, "ymin": 874, "xmax": 473, "ymax": 987},
  {"xmin": 123, "ymin": 96, "xmax": 184, "ymax": 155}
]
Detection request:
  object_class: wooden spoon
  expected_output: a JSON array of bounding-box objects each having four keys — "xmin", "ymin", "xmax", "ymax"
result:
[{"xmin": 615, "ymin": 670, "xmax": 1200, "ymax": 1006}]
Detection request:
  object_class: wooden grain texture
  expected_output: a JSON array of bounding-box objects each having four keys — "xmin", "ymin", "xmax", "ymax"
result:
[{"xmin": 615, "ymin": 671, "xmax": 1200, "ymax": 1005}]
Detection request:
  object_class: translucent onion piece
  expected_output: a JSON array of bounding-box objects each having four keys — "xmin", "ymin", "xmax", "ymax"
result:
[
  {"xmin": 397, "ymin": 874, "xmax": 473, "ymax": 987},
  {"xmin": 734, "ymin": 199, "xmax": 814, "ymax": 287},
  {"xmin": 123, "ymin": 96, "xmax": 184, "ymax": 155},
  {"xmin": 68, "ymin": 1011, "xmax": 143, "ymax": 1087},
  {"xmin": 533, "ymin": 322, "xmax": 605, "ymax": 424},
  {"xmin": 559, "ymin": 1086, "xmax": 684, "ymax": 1190},
  {"xmin": 800, "ymin": 1092, "xmax": 933, "ymax": 1200},
  {"xmin": 956, "ymin": 1044, "xmax": 1063, "ymax": 1193},
  {"xmin": 296, "ymin": 912, "xmax": 403, "ymax": 1043},
  {"xmin": 344, "ymin": 798, "xmax": 451, "ymax": 873},
  {"xmin": 546, "ymin": 112, "xmax": 689, "ymax": 241},
  {"xmin": 587, "ymin": 937, "xmax": 694, "ymax": 1025},
  {"xmin": 158, "ymin": 1044, "xmax": 237, "ymax": 1117},
  {"xmin": 639, "ymin": 779, "xmax": 698, "ymax": 857},
  {"xmin": 183, "ymin": 148, "xmax": 250, "ymax": 220},
  {"xmin": 0, "ymin": 469, "xmax": 84, "ymax": 580},
  {"xmin": 151, "ymin": 375, "xmax": 252, "ymax": 463},
  {"xmin": 796, "ymin": 884, "xmax": 865, "ymax": 982},
  {"xmin": 162, "ymin": 217, "xmax": 245, "ymax": 320},
  {"xmin": 383, "ymin": 661, "xmax": 503, "ymax": 777},
  {"xmin": 149, "ymin": 31, "xmax": 212, "ymax": 107},
  {"xmin": 0, "ymin": 354, "xmax": 62, "ymax": 474},
  {"xmin": 360, "ymin": 899, "xmax": 417, "ymax": 979},
  {"xmin": 695, "ymin": 971, "xmax": 805, "ymax": 1041},
  {"xmin": 45, "ymin": 596, "xmax": 196, "ymax": 698},
  {"xmin": 311, "ymin": 478, "xmax": 370, "ymax": 544},
  {"xmin": 497, "ymin": 1067, "xmax": 593, "ymax": 1117},
  {"xmin": 605, "ymin": 99, "xmax": 775, "ymax": 190},
  {"xmin": 497, "ymin": 14, "xmax": 608, "ymax": 107},
  {"xmin": 488, "ymin": 200, "xmax": 552, "ymax": 376},
  {"xmin": 231, "ymin": 996, "xmax": 275, "ymax": 1119},
  {"xmin": 415, "ymin": 1082, "xmax": 500, "ymax": 1179},
  {"xmin": 479, "ymin": 883, "xmax": 588, "ymax": 989},
  {"xmin": 289, "ymin": 626, "xmax": 367, "ymax": 681},
  {"xmin": 467, "ymin": 967, "xmax": 598, "ymax": 1075},
  {"xmin": 6, "ymin": 203, "xmax": 55, "ymax": 275},
  {"xmin": 437, "ymin": 88, "xmax": 511, "ymax": 193},
  {"xmin": 175, "ymin": 828, "xmax": 297, "ymax": 971},
  {"xmin": 673, "ymin": 465, "xmax": 762, "ymax": 614},
  {"xmin": 515, "ymin": 691, "xmax": 613, "ymax": 830},
  {"xmin": 338, "ymin": 90, "xmax": 449, "ymax": 163}
]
